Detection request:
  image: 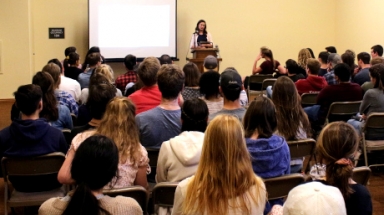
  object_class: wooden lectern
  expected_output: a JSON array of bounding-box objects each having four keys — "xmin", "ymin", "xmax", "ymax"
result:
[{"xmin": 188, "ymin": 48, "xmax": 222, "ymax": 73}]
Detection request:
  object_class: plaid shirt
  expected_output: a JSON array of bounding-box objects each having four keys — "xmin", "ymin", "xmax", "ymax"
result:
[
  {"xmin": 115, "ymin": 71, "xmax": 137, "ymax": 93},
  {"xmin": 55, "ymin": 90, "xmax": 78, "ymax": 115},
  {"xmin": 324, "ymin": 70, "xmax": 337, "ymax": 85}
]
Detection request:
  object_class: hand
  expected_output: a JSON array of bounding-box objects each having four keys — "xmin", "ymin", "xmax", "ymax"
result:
[
  {"xmin": 354, "ymin": 67, "xmax": 360, "ymax": 74},
  {"xmin": 361, "ymin": 114, "xmax": 367, "ymax": 120},
  {"xmin": 255, "ymin": 53, "xmax": 262, "ymax": 61}
]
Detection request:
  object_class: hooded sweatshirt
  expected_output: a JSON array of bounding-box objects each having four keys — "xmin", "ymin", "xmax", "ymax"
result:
[
  {"xmin": 295, "ymin": 75, "xmax": 328, "ymax": 95},
  {"xmin": 156, "ymin": 131, "xmax": 204, "ymax": 183},
  {"xmin": 0, "ymin": 119, "xmax": 68, "ymax": 158}
]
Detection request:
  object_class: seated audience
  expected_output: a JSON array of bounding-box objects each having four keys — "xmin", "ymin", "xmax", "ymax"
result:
[
  {"xmin": 286, "ymin": 59, "xmax": 305, "ymax": 82},
  {"xmin": 362, "ymin": 57, "xmax": 384, "ymax": 92},
  {"xmin": 129, "ymin": 57, "xmax": 162, "ymax": 114},
  {"xmin": 307, "ymin": 48, "xmax": 315, "ymax": 58},
  {"xmin": 371, "ymin": 44, "xmax": 383, "ymax": 59},
  {"xmin": 115, "ymin": 54, "xmax": 137, "ymax": 93},
  {"xmin": 341, "ymin": 51, "xmax": 356, "ymax": 78},
  {"xmin": 172, "ymin": 115, "xmax": 267, "ymax": 215},
  {"xmin": 136, "ymin": 64, "xmax": 184, "ymax": 148},
  {"xmin": 318, "ymin": 51, "xmax": 330, "ymax": 76},
  {"xmin": 297, "ymin": 48, "xmax": 312, "ymax": 77},
  {"xmin": 324, "ymin": 53, "xmax": 342, "ymax": 85},
  {"xmin": 316, "ymin": 122, "xmax": 372, "ymax": 215},
  {"xmin": 39, "ymin": 135, "xmax": 142, "ymax": 215},
  {"xmin": 252, "ymin": 46, "xmax": 285, "ymax": 75},
  {"xmin": 63, "ymin": 52, "xmax": 83, "ymax": 81},
  {"xmin": 203, "ymin": 55, "xmax": 218, "ymax": 72},
  {"xmin": 78, "ymin": 52, "xmax": 101, "ymax": 89},
  {"xmin": 325, "ymin": 46, "xmax": 337, "ymax": 53},
  {"xmin": 199, "ymin": 71, "xmax": 223, "ymax": 114},
  {"xmin": 81, "ymin": 46, "xmax": 105, "ymax": 71},
  {"xmin": 181, "ymin": 62, "xmax": 202, "ymax": 100},
  {"xmin": 159, "ymin": 54, "xmax": 173, "ymax": 65},
  {"xmin": 61, "ymin": 46, "xmax": 82, "ymax": 71},
  {"xmin": 226, "ymin": 67, "xmax": 248, "ymax": 107},
  {"xmin": 353, "ymin": 52, "xmax": 371, "ymax": 86},
  {"xmin": 295, "ymin": 58, "xmax": 327, "ymax": 95}
]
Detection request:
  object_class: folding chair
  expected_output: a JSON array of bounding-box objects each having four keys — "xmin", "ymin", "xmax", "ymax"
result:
[
  {"xmin": 352, "ymin": 166, "xmax": 371, "ymax": 186},
  {"xmin": 261, "ymin": 78, "xmax": 277, "ymax": 96},
  {"xmin": 301, "ymin": 93, "xmax": 319, "ymax": 107},
  {"xmin": 146, "ymin": 148, "xmax": 160, "ymax": 183},
  {"xmin": 103, "ymin": 186, "xmax": 148, "ymax": 215},
  {"xmin": 152, "ymin": 182, "xmax": 179, "ymax": 214},
  {"xmin": 62, "ymin": 129, "xmax": 72, "ymax": 146},
  {"xmin": 248, "ymin": 74, "xmax": 273, "ymax": 101},
  {"xmin": 361, "ymin": 113, "xmax": 384, "ymax": 167},
  {"xmin": 71, "ymin": 113, "xmax": 77, "ymax": 127},
  {"xmin": 263, "ymin": 173, "xmax": 304, "ymax": 200},
  {"xmin": 1, "ymin": 152, "xmax": 67, "ymax": 215},
  {"xmin": 324, "ymin": 101, "xmax": 361, "ymax": 126},
  {"xmin": 287, "ymin": 139, "xmax": 316, "ymax": 173}
]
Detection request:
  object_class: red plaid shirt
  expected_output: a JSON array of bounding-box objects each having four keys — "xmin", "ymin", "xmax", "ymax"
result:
[{"xmin": 115, "ymin": 70, "xmax": 137, "ymax": 93}]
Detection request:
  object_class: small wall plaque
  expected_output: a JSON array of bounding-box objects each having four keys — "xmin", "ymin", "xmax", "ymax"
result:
[{"xmin": 49, "ymin": 28, "xmax": 65, "ymax": 39}]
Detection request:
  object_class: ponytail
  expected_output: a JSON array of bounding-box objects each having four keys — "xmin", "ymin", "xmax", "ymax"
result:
[
  {"xmin": 325, "ymin": 158, "xmax": 354, "ymax": 198},
  {"xmin": 64, "ymin": 52, "xmax": 79, "ymax": 71}
]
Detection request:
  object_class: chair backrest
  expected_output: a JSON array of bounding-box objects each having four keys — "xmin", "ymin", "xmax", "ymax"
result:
[
  {"xmin": 103, "ymin": 186, "xmax": 148, "ymax": 214},
  {"xmin": 248, "ymin": 74, "xmax": 273, "ymax": 91},
  {"xmin": 2, "ymin": 152, "xmax": 65, "ymax": 192},
  {"xmin": 62, "ymin": 129, "xmax": 72, "ymax": 146},
  {"xmin": 352, "ymin": 166, "xmax": 371, "ymax": 186},
  {"xmin": 287, "ymin": 139, "xmax": 316, "ymax": 159},
  {"xmin": 261, "ymin": 78, "xmax": 277, "ymax": 91},
  {"xmin": 325, "ymin": 101, "xmax": 361, "ymax": 124},
  {"xmin": 152, "ymin": 182, "xmax": 179, "ymax": 208},
  {"xmin": 363, "ymin": 112, "xmax": 384, "ymax": 130},
  {"xmin": 71, "ymin": 113, "xmax": 78, "ymax": 127},
  {"xmin": 301, "ymin": 93, "xmax": 319, "ymax": 107},
  {"xmin": 264, "ymin": 173, "xmax": 304, "ymax": 200},
  {"xmin": 146, "ymin": 147, "xmax": 160, "ymax": 183}
]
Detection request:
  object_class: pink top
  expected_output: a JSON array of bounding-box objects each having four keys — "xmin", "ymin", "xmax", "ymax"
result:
[{"xmin": 70, "ymin": 130, "xmax": 149, "ymax": 189}]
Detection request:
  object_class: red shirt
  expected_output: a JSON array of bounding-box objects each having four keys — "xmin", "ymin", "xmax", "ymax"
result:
[
  {"xmin": 128, "ymin": 85, "xmax": 161, "ymax": 114},
  {"xmin": 295, "ymin": 75, "xmax": 328, "ymax": 95},
  {"xmin": 115, "ymin": 70, "xmax": 137, "ymax": 93}
]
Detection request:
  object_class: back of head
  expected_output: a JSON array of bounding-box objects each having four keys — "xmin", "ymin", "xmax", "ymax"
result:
[
  {"xmin": 325, "ymin": 46, "xmax": 337, "ymax": 53},
  {"xmin": 283, "ymin": 182, "xmax": 346, "ymax": 215},
  {"xmin": 32, "ymin": 71, "xmax": 58, "ymax": 121},
  {"xmin": 87, "ymin": 81, "xmax": 116, "ymax": 120},
  {"xmin": 345, "ymin": 49, "xmax": 356, "ymax": 59},
  {"xmin": 369, "ymin": 63, "xmax": 384, "ymax": 89},
  {"xmin": 316, "ymin": 122, "xmax": 358, "ymax": 198},
  {"xmin": 87, "ymin": 46, "xmax": 101, "ymax": 55},
  {"xmin": 93, "ymin": 64, "xmax": 114, "ymax": 83},
  {"xmin": 47, "ymin": 59, "xmax": 63, "ymax": 73},
  {"xmin": 371, "ymin": 44, "xmax": 383, "ymax": 57},
  {"xmin": 199, "ymin": 71, "xmax": 220, "ymax": 99},
  {"xmin": 124, "ymin": 54, "xmax": 136, "ymax": 70},
  {"xmin": 318, "ymin": 51, "xmax": 330, "ymax": 64},
  {"xmin": 260, "ymin": 46, "xmax": 271, "ymax": 58},
  {"xmin": 138, "ymin": 56, "xmax": 161, "ymax": 86},
  {"xmin": 285, "ymin": 59, "xmax": 300, "ymax": 74},
  {"xmin": 63, "ymin": 135, "xmax": 118, "ymax": 215},
  {"xmin": 307, "ymin": 58, "xmax": 321, "ymax": 75},
  {"xmin": 370, "ymin": 57, "xmax": 384, "ymax": 66},
  {"xmin": 64, "ymin": 52, "xmax": 80, "ymax": 69},
  {"xmin": 357, "ymin": 52, "xmax": 371, "ymax": 64},
  {"xmin": 298, "ymin": 48, "xmax": 312, "ymax": 68},
  {"xmin": 14, "ymin": 84, "xmax": 42, "ymax": 116},
  {"xmin": 334, "ymin": 63, "xmax": 351, "ymax": 82},
  {"xmin": 243, "ymin": 97, "xmax": 277, "ymax": 138},
  {"xmin": 203, "ymin": 55, "xmax": 218, "ymax": 71},
  {"xmin": 183, "ymin": 62, "xmax": 200, "ymax": 87},
  {"xmin": 328, "ymin": 53, "xmax": 342, "ymax": 68},
  {"xmin": 64, "ymin": 46, "xmax": 76, "ymax": 57},
  {"xmin": 87, "ymin": 53, "xmax": 101, "ymax": 67},
  {"xmin": 157, "ymin": 64, "xmax": 185, "ymax": 100},
  {"xmin": 219, "ymin": 69, "xmax": 242, "ymax": 101},
  {"xmin": 181, "ymin": 98, "xmax": 209, "ymax": 132},
  {"xmin": 42, "ymin": 63, "xmax": 61, "ymax": 88},
  {"xmin": 341, "ymin": 52, "xmax": 355, "ymax": 70},
  {"xmin": 159, "ymin": 54, "xmax": 172, "ymax": 65}
]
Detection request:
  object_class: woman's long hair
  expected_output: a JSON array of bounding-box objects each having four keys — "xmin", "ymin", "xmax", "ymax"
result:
[
  {"xmin": 298, "ymin": 48, "xmax": 312, "ymax": 69},
  {"xmin": 261, "ymin": 47, "xmax": 276, "ymax": 70},
  {"xmin": 182, "ymin": 115, "xmax": 266, "ymax": 215},
  {"xmin": 369, "ymin": 64, "xmax": 384, "ymax": 90},
  {"xmin": 62, "ymin": 135, "xmax": 118, "ymax": 215},
  {"xmin": 63, "ymin": 52, "xmax": 80, "ymax": 71},
  {"xmin": 32, "ymin": 72, "xmax": 58, "ymax": 121},
  {"xmin": 195, "ymin": 19, "xmax": 207, "ymax": 35},
  {"xmin": 272, "ymin": 76, "xmax": 311, "ymax": 140},
  {"xmin": 316, "ymin": 122, "xmax": 358, "ymax": 199}
]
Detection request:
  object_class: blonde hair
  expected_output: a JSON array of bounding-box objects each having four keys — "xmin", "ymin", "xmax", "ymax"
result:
[
  {"xmin": 182, "ymin": 115, "xmax": 266, "ymax": 215},
  {"xmin": 95, "ymin": 97, "xmax": 141, "ymax": 164},
  {"xmin": 94, "ymin": 64, "xmax": 115, "ymax": 83},
  {"xmin": 298, "ymin": 48, "xmax": 312, "ymax": 69}
]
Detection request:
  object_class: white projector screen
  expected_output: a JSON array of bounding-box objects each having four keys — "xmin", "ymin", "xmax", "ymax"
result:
[{"xmin": 89, "ymin": 0, "xmax": 177, "ymax": 59}]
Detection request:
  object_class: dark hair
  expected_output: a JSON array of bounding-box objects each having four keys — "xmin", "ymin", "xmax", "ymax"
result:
[
  {"xmin": 325, "ymin": 46, "xmax": 337, "ymax": 53},
  {"xmin": 369, "ymin": 64, "xmax": 384, "ymax": 90},
  {"xmin": 138, "ymin": 57, "xmax": 160, "ymax": 86},
  {"xmin": 64, "ymin": 46, "xmax": 76, "ymax": 57},
  {"xmin": 307, "ymin": 48, "xmax": 315, "ymax": 58},
  {"xmin": 199, "ymin": 71, "xmax": 220, "ymax": 99},
  {"xmin": 124, "ymin": 54, "xmax": 136, "ymax": 70},
  {"xmin": 82, "ymin": 47, "xmax": 102, "ymax": 70},
  {"xmin": 345, "ymin": 49, "xmax": 356, "ymax": 59},
  {"xmin": 159, "ymin": 54, "xmax": 172, "ymax": 65},
  {"xmin": 42, "ymin": 63, "xmax": 61, "ymax": 88},
  {"xmin": 261, "ymin": 47, "xmax": 276, "ymax": 69},
  {"xmin": 87, "ymin": 81, "xmax": 116, "ymax": 120},
  {"xmin": 32, "ymin": 72, "xmax": 59, "ymax": 121},
  {"xmin": 341, "ymin": 52, "xmax": 355, "ymax": 76},
  {"xmin": 306, "ymin": 58, "xmax": 321, "ymax": 75},
  {"xmin": 47, "ymin": 59, "xmax": 63, "ymax": 73},
  {"xmin": 14, "ymin": 84, "xmax": 42, "ymax": 116},
  {"xmin": 181, "ymin": 98, "xmax": 208, "ymax": 132},
  {"xmin": 371, "ymin": 45, "xmax": 383, "ymax": 57},
  {"xmin": 357, "ymin": 52, "xmax": 371, "ymax": 64},
  {"xmin": 62, "ymin": 135, "xmax": 118, "ymax": 215},
  {"xmin": 221, "ymin": 84, "xmax": 241, "ymax": 102},
  {"xmin": 334, "ymin": 63, "xmax": 351, "ymax": 82},
  {"xmin": 86, "ymin": 53, "xmax": 101, "ymax": 67},
  {"xmin": 195, "ymin": 19, "xmax": 207, "ymax": 34},
  {"xmin": 64, "ymin": 52, "xmax": 80, "ymax": 71},
  {"xmin": 285, "ymin": 59, "xmax": 300, "ymax": 74},
  {"xmin": 243, "ymin": 97, "xmax": 277, "ymax": 138},
  {"xmin": 183, "ymin": 62, "xmax": 200, "ymax": 87},
  {"xmin": 318, "ymin": 51, "xmax": 330, "ymax": 64},
  {"xmin": 157, "ymin": 64, "xmax": 185, "ymax": 100}
]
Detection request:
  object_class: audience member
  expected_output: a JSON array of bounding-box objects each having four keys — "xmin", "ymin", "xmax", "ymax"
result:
[
  {"xmin": 324, "ymin": 53, "xmax": 342, "ymax": 85},
  {"xmin": 40, "ymin": 135, "xmax": 142, "ymax": 215},
  {"xmin": 63, "ymin": 52, "xmax": 83, "ymax": 81},
  {"xmin": 252, "ymin": 46, "xmax": 285, "ymax": 75},
  {"xmin": 295, "ymin": 58, "xmax": 327, "ymax": 95},
  {"xmin": 297, "ymin": 48, "xmax": 312, "ymax": 77},
  {"xmin": 181, "ymin": 62, "xmax": 201, "ymax": 100},
  {"xmin": 159, "ymin": 54, "xmax": 173, "ymax": 65},
  {"xmin": 199, "ymin": 71, "xmax": 223, "ymax": 114},
  {"xmin": 128, "ymin": 57, "xmax": 161, "ymax": 114},
  {"xmin": 78, "ymin": 52, "xmax": 101, "ymax": 89},
  {"xmin": 318, "ymin": 51, "xmax": 330, "ymax": 76},
  {"xmin": 81, "ymin": 46, "xmax": 104, "ymax": 71},
  {"xmin": 307, "ymin": 48, "xmax": 315, "ymax": 58},
  {"xmin": 225, "ymin": 67, "xmax": 248, "ymax": 107},
  {"xmin": 325, "ymin": 46, "xmax": 337, "ymax": 53},
  {"xmin": 353, "ymin": 52, "xmax": 371, "ymax": 85},
  {"xmin": 362, "ymin": 57, "xmax": 384, "ymax": 92},
  {"xmin": 341, "ymin": 52, "xmax": 356, "ymax": 77},
  {"xmin": 115, "ymin": 54, "xmax": 137, "ymax": 93},
  {"xmin": 61, "ymin": 46, "xmax": 82, "ymax": 71},
  {"xmin": 285, "ymin": 59, "xmax": 305, "ymax": 82},
  {"xmin": 208, "ymin": 68, "xmax": 246, "ymax": 121},
  {"xmin": 316, "ymin": 122, "xmax": 372, "ymax": 215},
  {"xmin": 136, "ymin": 64, "xmax": 184, "ymax": 148},
  {"xmin": 371, "ymin": 44, "xmax": 383, "ymax": 59},
  {"xmin": 172, "ymin": 115, "xmax": 267, "ymax": 215},
  {"xmin": 203, "ymin": 55, "xmax": 218, "ymax": 72}
]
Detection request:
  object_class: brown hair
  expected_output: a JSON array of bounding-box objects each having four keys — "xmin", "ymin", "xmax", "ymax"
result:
[
  {"xmin": 87, "ymin": 53, "xmax": 101, "ymax": 67},
  {"xmin": 306, "ymin": 58, "xmax": 321, "ymax": 75},
  {"xmin": 261, "ymin": 46, "xmax": 276, "ymax": 69},
  {"xmin": 157, "ymin": 64, "xmax": 185, "ymax": 100},
  {"xmin": 369, "ymin": 63, "xmax": 384, "ymax": 90},
  {"xmin": 32, "ymin": 72, "xmax": 59, "ymax": 121},
  {"xmin": 183, "ymin": 62, "xmax": 200, "ymax": 87},
  {"xmin": 370, "ymin": 57, "xmax": 384, "ymax": 65},
  {"xmin": 137, "ymin": 57, "xmax": 160, "ymax": 86},
  {"xmin": 42, "ymin": 63, "xmax": 61, "ymax": 89}
]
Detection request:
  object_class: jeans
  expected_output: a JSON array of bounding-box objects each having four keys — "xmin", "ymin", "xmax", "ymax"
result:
[
  {"xmin": 303, "ymin": 105, "xmax": 321, "ymax": 122},
  {"xmin": 266, "ymin": 86, "xmax": 273, "ymax": 98}
]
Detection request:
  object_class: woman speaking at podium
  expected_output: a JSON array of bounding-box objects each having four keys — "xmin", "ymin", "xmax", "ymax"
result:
[{"xmin": 190, "ymin": 19, "xmax": 214, "ymax": 48}]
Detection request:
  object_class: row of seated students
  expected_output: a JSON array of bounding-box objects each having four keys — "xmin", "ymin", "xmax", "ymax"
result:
[{"xmin": 0, "ymin": 44, "xmax": 378, "ymax": 214}]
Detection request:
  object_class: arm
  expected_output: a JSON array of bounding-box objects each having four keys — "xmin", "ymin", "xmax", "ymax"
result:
[
  {"xmin": 57, "ymin": 146, "xmax": 76, "ymax": 184},
  {"xmin": 359, "ymin": 91, "xmax": 371, "ymax": 115},
  {"xmin": 252, "ymin": 54, "xmax": 262, "ymax": 74},
  {"xmin": 189, "ymin": 34, "xmax": 196, "ymax": 49},
  {"xmin": 277, "ymin": 65, "xmax": 287, "ymax": 74},
  {"xmin": 134, "ymin": 165, "xmax": 149, "ymax": 190}
]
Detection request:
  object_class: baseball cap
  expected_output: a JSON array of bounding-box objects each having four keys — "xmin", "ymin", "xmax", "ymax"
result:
[
  {"xmin": 283, "ymin": 182, "xmax": 346, "ymax": 215},
  {"xmin": 203, "ymin": 55, "xmax": 218, "ymax": 70},
  {"xmin": 219, "ymin": 69, "xmax": 242, "ymax": 90}
]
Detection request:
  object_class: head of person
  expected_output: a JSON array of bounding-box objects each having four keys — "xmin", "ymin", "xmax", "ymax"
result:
[
  {"xmin": 87, "ymin": 46, "xmax": 101, "ymax": 55},
  {"xmin": 318, "ymin": 51, "xmax": 330, "ymax": 64},
  {"xmin": 32, "ymin": 72, "xmax": 58, "ymax": 121},
  {"xmin": 199, "ymin": 71, "xmax": 220, "ymax": 99},
  {"xmin": 357, "ymin": 52, "xmax": 371, "ymax": 66},
  {"xmin": 341, "ymin": 52, "xmax": 355, "ymax": 72},
  {"xmin": 285, "ymin": 59, "xmax": 300, "ymax": 74},
  {"xmin": 369, "ymin": 63, "xmax": 384, "ymax": 90},
  {"xmin": 306, "ymin": 58, "xmax": 321, "ymax": 75},
  {"xmin": 181, "ymin": 98, "xmax": 209, "ymax": 132},
  {"xmin": 62, "ymin": 135, "xmax": 119, "ymax": 215},
  {"xmin": 87, "ymin": 81, "xmax": 116, "ymax": 120},
  {"xmin": 183, "ymin": 62, "xmax": 200, "ymax": 87},
  {"xmin": 260, "ymin": 46, "xmax": 273, "ymax": 60},
  {"xmin": 345, "ymin": 49, "xmax": 356, "ymax": 59},
  {"xmin": 64, "ymin": 52, "xmax": 80, "ymax": 70},
  {"xmin": 219, "ymin": 68, "xmax": 242, "ymax": 102},
  {"xmin": 14, "ymin": 84, "xmax": 43, "ymax": 117},
  {"xmin": 283, "ymin": 182, "xmax": 347, "ymax": 215},
  {"xmin": 327, "ymin": 53, "xmax": 342, "ymax": 70},
  {"xmin": 370, "ymin": 57, "xmax": 384, "ymax": 66},
  {"xmin": 371, "ymin": 44, "xmax": 383, "ymax": 58},
  {"xmin": 64, "ymin": 46, "xmax": 76, "ymax": 57},
  {"xmin": 316, "ymin": 122, "xmax": 359, "ymax": 198},
  {"xmin": 334, "ymin": 63, "xmax": 351, "ymax": 83},
  {"xmin": 325, "ymin": 46, "xmax": 337, "ymax": 53},
  {"xmin": 195, "ymin": 19, "xmax": 207, "ymax": 34},
  {"xmin": 159, "ymin": 54, "xmax": 173, "ymax": 65},
  {"xmin": 157, "ymin": 64, "xmax": 185, "ymax": 100},
  {"xmin": 203, "ymin": 55, "xmax": 218, "ymax": 72},
  {"xmin": 307, "ymin": 48, "xmax": 315, "ymax": 58},
  {"xmin": 137, "ymin": 56, "xmax": 161, "ymax": 87},
  {"xmin": 42, "ymin": 63, "xmax": 61, "ymax": 89},
  {"xmin": 183, "ymin": 115, "xmax": 265, "ymax": 215},
  {"xmin": 124, "ymin": 54, "xmax": 136, "ymax": 70},
  {"xmin": 86, "ymin": 52, "xmax": 102, "ymax": 67},
  {"xmin": 48, "ymin": 58, "xmax": 64, "ymax": 74},
  {"xmin": 92, "ymin": 64, "xmax": 115, "ymax": 84},
  {"xmin": 243, "ymin": 97, "xmax": 277, "ymax": 139},
  {"xmin": 298, "ymin": 48, "xmax": 312, "ymax": 68},
  {"xmin": 82, "ymin": 47, "xmax": 102, "ymax": 70}
]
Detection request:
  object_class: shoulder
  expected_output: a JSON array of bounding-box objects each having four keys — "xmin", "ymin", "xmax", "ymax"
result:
[
  {"xmin": 351, "ymin": 183, "xmax": 371, "ymax": 198},
  {"xmin": 101, "ymin": 196, "xmax": 142, "ymax": 215},
  {"xmin": 39, "ymin": 197, "xmax": 69, "ymax": 215},
  {"xmin": 72, "ymin": 130, "xmax": 95, "ymax": 150}
]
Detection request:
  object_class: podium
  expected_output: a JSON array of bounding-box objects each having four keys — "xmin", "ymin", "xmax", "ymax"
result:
[{"xmin": 188, "ymin": 48, "xmax": 222, "ymax": 73}]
